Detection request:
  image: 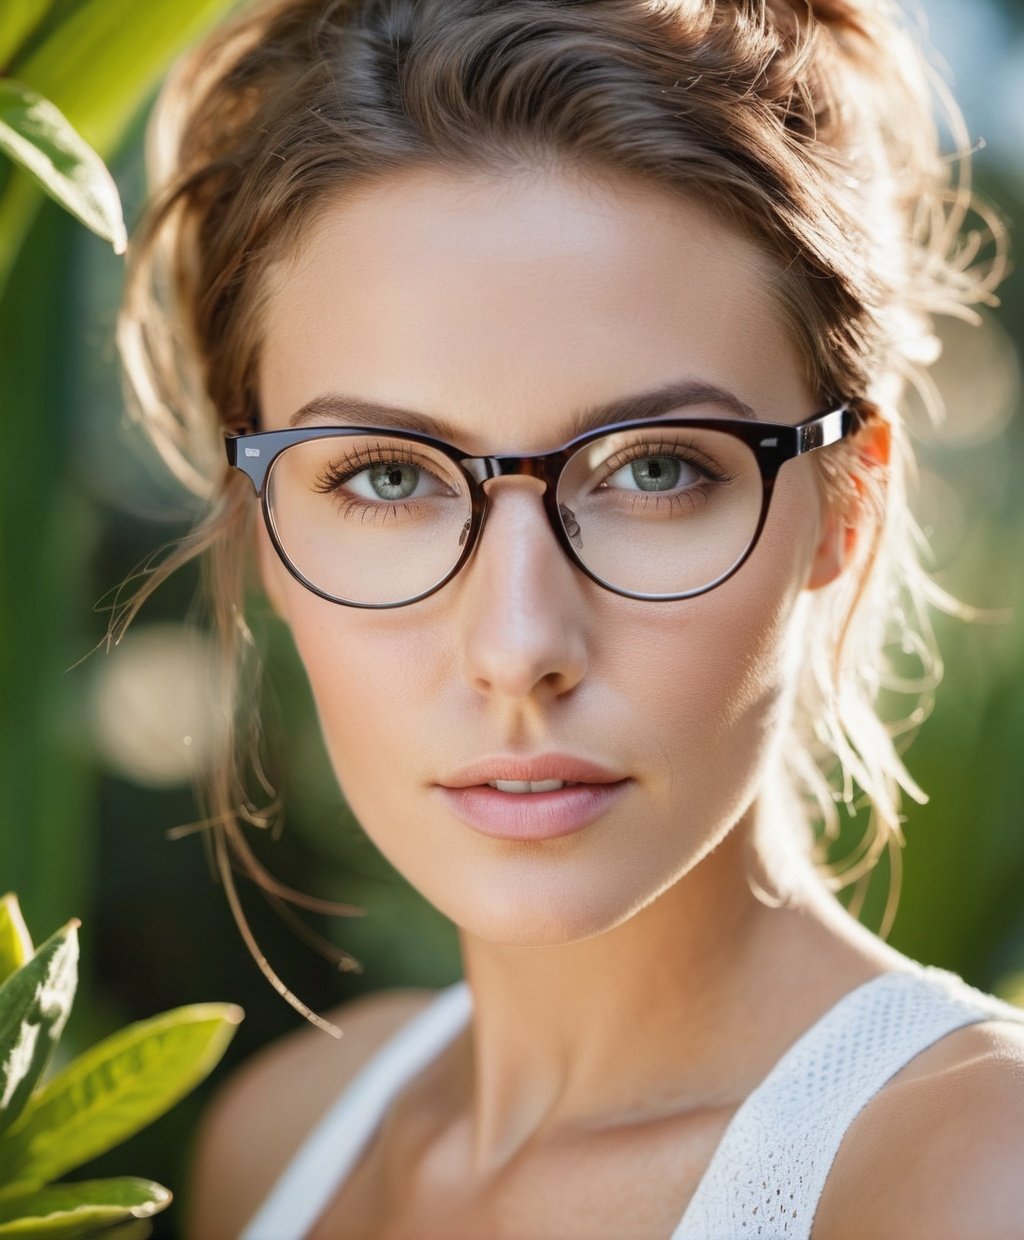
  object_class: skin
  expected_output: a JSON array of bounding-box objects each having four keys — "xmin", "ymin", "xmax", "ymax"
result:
[{"xmin": 253, "ymin": 163, "xmax": 917, "ymax": 1225}]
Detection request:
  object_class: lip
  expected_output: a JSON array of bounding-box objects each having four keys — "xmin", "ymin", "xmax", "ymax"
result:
[
  {"xmin": 439, "ymin": 753, "xmax": 626, "ymax": 789},
  {"xmin": 436, "ymin": 753, "xmax": 630, "ymax": 841}
]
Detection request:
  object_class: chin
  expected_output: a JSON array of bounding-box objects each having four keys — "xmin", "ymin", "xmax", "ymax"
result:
[{"xmin": 409, "ymin": 852, "xmax": 671, "ymax": 948}]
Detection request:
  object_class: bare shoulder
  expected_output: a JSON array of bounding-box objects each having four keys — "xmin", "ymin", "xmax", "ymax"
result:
[
  {"xmin": 813, "ymin": 1018, "xmax": 1024, "ymax": 1240},
  {"xmin": 182, "ymin": 986, "xmax": 439, "ymax": 1240}
]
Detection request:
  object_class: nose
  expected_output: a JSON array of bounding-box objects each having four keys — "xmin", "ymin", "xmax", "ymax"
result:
[{"xmin": 456, "ymin": 477, "xmax": 589, "ymax": 704}]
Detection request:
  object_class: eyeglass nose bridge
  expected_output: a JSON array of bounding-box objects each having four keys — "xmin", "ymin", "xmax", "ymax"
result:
[
  {"xmin": 461, "ymin": 452, "xmax": 565, "ymax": 487},
  {"xmin": 458, "ymin": 452, "xmax": 582, "ymax": 557}
]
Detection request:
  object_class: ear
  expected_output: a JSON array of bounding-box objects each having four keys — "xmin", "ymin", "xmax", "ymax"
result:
[
  {"xmin": 255, "ymin": 518, "xmax": 291, "ymax": 622},
  {"xmin": 804, "ymin": 415, "xmax": 891, "ymax": 592}
]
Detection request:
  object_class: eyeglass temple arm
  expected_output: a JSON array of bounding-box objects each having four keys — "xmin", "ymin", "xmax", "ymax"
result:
[
  {"xmin": 796, "ymin": 405, "xmax": 858, "ymax": 455},
  {"xmin": 224, "ymin": 433, "xmax": 271, "ymax": 493}
]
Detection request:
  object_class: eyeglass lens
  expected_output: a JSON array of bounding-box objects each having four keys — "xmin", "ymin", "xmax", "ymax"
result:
[{"xmin": 265, "ymin": 427, "xmax": 764, "ymax": 605}]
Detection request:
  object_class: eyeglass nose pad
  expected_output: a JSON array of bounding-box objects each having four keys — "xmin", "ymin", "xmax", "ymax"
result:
[{"xmin": 559, "ymin": 503, "xmax": 583, "ymax": 551}]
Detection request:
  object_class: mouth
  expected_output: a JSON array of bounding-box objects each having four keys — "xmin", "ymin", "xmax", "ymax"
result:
[
  {"xmin": 436, "ymin": 756, "xmax": 630, "ymax": 841},
  {"xmin": 441, "ymin": 753, "xmax": 626, "ymax": 791},
  {"xmin": 485, "ymin": 778, "xmax": 582, "ymax": 793}
]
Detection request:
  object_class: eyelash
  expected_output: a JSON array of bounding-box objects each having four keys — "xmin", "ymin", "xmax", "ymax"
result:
[
  {"xmin": 311, "ymin": 443, "xmax": 445, "ymax": 493},
  {"xmin": 599, "ymin": 436, "xmax": 734, "ymax": 485}
]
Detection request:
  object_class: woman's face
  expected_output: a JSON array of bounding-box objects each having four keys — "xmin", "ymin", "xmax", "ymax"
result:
[{"xmin": 256, "ymin": 165, "xmax": 846, "ymax": 946}]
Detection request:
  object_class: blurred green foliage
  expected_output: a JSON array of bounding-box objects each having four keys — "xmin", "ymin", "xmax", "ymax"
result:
[{"xmin": 1, "ymin": 2, "xmax": 1023, "ymax": 1237}]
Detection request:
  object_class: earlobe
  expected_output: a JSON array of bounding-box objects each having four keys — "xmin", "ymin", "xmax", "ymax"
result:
[{"xmin": 804, "ymin": 507, "xmax": 850, "ymax": 591}]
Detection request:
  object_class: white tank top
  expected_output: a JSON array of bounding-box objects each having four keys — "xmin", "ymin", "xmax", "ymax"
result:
[{"xmin": 239, "ymin": 960, "xmax": 1024, "ymax": 1239}]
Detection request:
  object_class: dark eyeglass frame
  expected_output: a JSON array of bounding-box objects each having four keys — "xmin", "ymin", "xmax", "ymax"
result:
[{"xmin": 225, "ymin": 401, "xmax": 869, "ymax": 608}]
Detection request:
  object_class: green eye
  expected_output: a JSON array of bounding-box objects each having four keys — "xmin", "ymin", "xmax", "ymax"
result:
[
  {"xmin": 367, "ymin": 463, "xmax": 420, "ymax": 500},
  {"xmin": 606, "ymin": 454, "xmax": 701, "ymax": 493}
]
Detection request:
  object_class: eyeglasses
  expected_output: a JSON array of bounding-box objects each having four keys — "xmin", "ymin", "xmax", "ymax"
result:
[{"xmin": 225, "ymin": 403, "xmax": 867, "ymax": 608}]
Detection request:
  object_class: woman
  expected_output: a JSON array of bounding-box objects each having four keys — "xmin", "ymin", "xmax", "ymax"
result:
[{"xmin": 116, "ymin": 0, "xmax": 1024, "ymax": 1236}]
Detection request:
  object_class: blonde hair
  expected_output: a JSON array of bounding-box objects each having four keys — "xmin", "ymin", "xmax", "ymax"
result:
[{"xmin": 115, "ymin": 0, "xmax": 1005, "ymax": 1032}]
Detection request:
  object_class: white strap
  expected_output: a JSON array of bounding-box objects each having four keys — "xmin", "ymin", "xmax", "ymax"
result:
[
  {"xmin": 239, "ymin": 981, "xmax": 471, "ymax": 1240},
  {"xmin": 671, "ymin": 964, "xmax": 1024, "ymax": 1239}
]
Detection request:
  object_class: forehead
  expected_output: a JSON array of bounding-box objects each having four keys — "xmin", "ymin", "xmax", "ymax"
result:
[{"xmin": 257, "ymin": 165, "xmax": 814, "ymax": 450}]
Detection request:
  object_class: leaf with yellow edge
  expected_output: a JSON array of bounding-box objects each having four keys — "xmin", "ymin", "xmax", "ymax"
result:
[
  {"xmin": 0, "ymin": 900, "xmax": 33, "ymax": 990},
  {"xmin": 0, "ymin": 1004, "xmax": 243, "ymax": 1185},
  {"xmin": 0, "ymin": 1176, "xmax": 169, "ymax": 1238},
  {"xmin": 89, "ymin": 1222, "xmax": 152, "ymax": 1240}
]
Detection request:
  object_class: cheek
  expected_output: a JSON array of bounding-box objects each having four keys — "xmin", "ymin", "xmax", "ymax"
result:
[
  {"xmin": 283, "ymin": 598, "xmax": 455, "ymax": 791},
  {"xmin": 605, "ymin": 565, "xmax": 804, "ymax": 820},
  {"xmin": 256, "ymin": 526, "xmax": 424, "ymax": 782},
  {"xmin": 607, "ymin": 479, "xmax": 816, "ymax": 782}
]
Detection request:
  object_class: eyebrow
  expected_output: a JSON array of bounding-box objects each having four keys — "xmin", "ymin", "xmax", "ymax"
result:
[{"xmin": 287, "ymin": 379, "xmax": 758, "ymax": 442}]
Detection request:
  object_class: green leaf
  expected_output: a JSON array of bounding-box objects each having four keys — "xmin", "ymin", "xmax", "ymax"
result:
[
  {"xmin": 0, "ymin": 0, "xmax": 53, "ymax": 71},
  {"xmin": 0, "ymin": 901, "xmax": 33, "ymax": 990},
  {"xmin": 0, "ymin": 81, "xmax": 125, "ymax": 253},
  {"xmin": 90, "ymin": 1222, "xmax": 152, "ymax": 1240},
  {"xmin": 0, "ymin": 922, "xmax": 78, "ymax": 1142},
  {"xmin": 89, "ymin": 1222, "xmax": 152, "ymax": 1240},
  {"xmin": 0, "ymin": 1177, "xmax": 169, "ymax": 1239},
  {"xmin": 9, "ymin": 0, "xmax": 241, "ymax": 155},
  {"xmin": 0, "ymin": 1003, "xmax": 243, "ymax": 1185},
  {"xmin": 0, "ymin": 0, "xmax": 237, "ymax": 295}
]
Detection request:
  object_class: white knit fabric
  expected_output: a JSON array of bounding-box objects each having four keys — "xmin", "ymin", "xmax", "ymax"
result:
[
  {"xmin": 239, "ymin": 963, "xmax": 1024, "ymax": 1240},
  {"xmin": 671, "ymin": 961, "xmax": 1024, "ymax": 1239}
]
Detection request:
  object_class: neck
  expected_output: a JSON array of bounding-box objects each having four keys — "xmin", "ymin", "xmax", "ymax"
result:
[{"xmin": 451, "ymin": 788, "xmax": 883, "ymax": 1175}]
